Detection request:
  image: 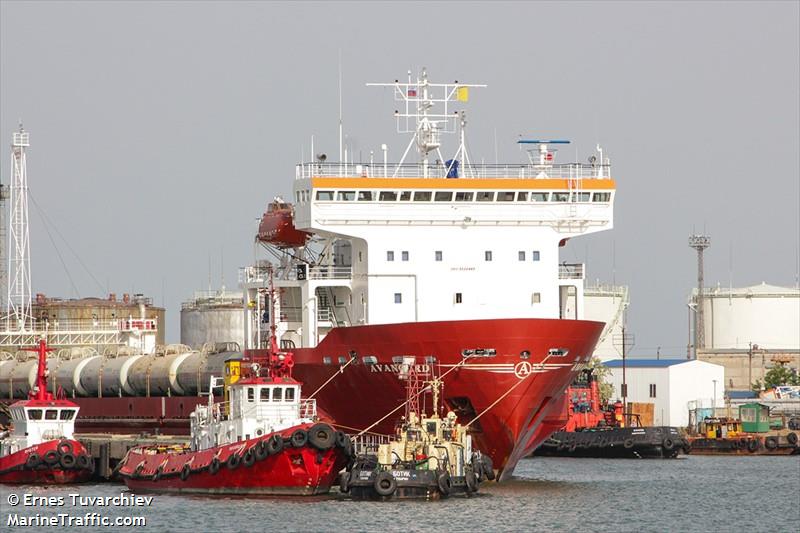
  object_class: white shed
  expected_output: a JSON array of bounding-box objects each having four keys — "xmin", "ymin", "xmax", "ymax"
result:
[{"xmin": 603, "ymin": 359, "xmax": 725, "ymax": 427}]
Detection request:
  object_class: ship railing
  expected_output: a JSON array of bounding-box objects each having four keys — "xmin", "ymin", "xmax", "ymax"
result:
[
  {"xmin": 296, "ymin": 161, "xmax": 611, "ymax": 181},
  {"xmin": 239, "ymin": 265, "xmax": 352, "ymax": 284},
  {"xmin": 558, "ymin": 263, "xmax": 585, "ymax": 280},
  {"xmin": 271, "ymin": 307, "xmax": 333, "ymax": 323},
  {"xmin": 0, "ymin": 317, "xmax": 157, "ymax": 333},
  {"xmin": 351, "ymin": 432, "xmax": 392, "ymax": 455}
]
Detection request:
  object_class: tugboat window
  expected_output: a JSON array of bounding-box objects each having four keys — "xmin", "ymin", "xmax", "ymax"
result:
[
  {"xmin": 272, "ymin": 388, "xmax": 283, "ymax": 401},
  {"xmin": 455, "ymin": 293, "xmax": 463, "ymax": 304},
  {"xmin": 532, "ymin": 251, "xmax": 540, "ymax": 261},
  {"xmin": 402, "ymin": 251, "xmax": 409, "ymax": 261},
  {"xmin": 60, "ymin": 409, "xmax": 75, "ymax": 420},
  {"xmin": 497, "ymin": 191, "xmax": 515, "ymax": 201},
  {"xmin": 285, "ymin": 388, "xmax": 296, "ymax": 401},
  {"xmin": 28, "ymin": 409, "xmax": 42, "ymax": 420},
  {"xmin": 516, "ymin": 192, "xmax": 528, "ymax": 201},
  {"xmin": 485, "ymin": 251, "xmax": 492, "ymax": 261},
  {"xmin": 413, "ymin": 191, "xmax": 432, "ymax": 201},
  {"xmin": 45, "ymin": 409, "xmax": 58, "ymax": 420},
  {"xmin": 434, "ymin": 191, "xmax": 453, "ymax": 201},
  {"xmin": 476, "ymin": 191, "xmax": 495, "ymax": 202},
  {"xmin": 316, "ymin": 191, "xmax": 334, "ymax": 201},
  {"xmin": 531, "ymin": 192, "xmax": 549, "ymax": 202},
  {"xmin": 338, "ymin": 191, "xmax": 356, "ymax": 201},
  {"xmin": 358, "ymin": 191, "xmax": 373, "ymax": 201},
  {"xmin": 247, "ymin": 388, "xmax": 255, "ymax": 402},
  {"xmin": 387, "ymin": 251, "xmax": 394, "ymax": 261},
  {"xmin": 649, "ymin": 384, "xmax": 657, "ymax": 398},
  {"xmin": 399, "ymin": 191, "xmax": 412, "ymax": 201}
]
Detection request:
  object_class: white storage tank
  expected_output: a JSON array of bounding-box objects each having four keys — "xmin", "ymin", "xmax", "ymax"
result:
[
  {"xmin": 694, "ymin": 283, "xmax": 800, "ymax": 350},
  {"xmin": 79, "ymin": 353, "xmax": 146, "ymax": 397},
  {"xmin": 584, "ymin": 284, "xmax": 629, "ymax": 361},
  {"xmin": 180, "ymin": 290, "xmax": 244, "ymax": 349}
]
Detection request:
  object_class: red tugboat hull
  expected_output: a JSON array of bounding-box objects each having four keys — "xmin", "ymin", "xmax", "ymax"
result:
[
  {"xmin": 249, "ymin": 317, "xmax": 604, "ymax": 481},
  {"xmin": 119, "ymin": 423, "xmax": 349, "ymax": 495},
  {"xmin": 0, "ymin": 439, "xmax": 93, "ymax": 484}
]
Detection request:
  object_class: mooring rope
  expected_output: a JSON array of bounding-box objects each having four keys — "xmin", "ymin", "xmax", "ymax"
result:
[{"xmin": 306, "ymin": 355, "xmax": 357, "ymax": 400}]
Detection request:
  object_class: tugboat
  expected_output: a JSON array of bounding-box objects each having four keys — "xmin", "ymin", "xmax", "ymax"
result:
[
  {"xmin": 534, "ymin": 368, "xmax": 688, "ymax": 458},
  {"xmin": 342, "ymin": 369, "xmax": 492, "ymax": 500},
  {"xmin": 0, "ymin": 338, "xmax": 94, "ymax": 484},
  {"xmin": 116, "ymin": 268, "xmax": 352, "ymax": 495}
]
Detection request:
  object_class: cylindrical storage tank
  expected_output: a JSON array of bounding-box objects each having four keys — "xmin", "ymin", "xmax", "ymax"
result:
[
  {"xmin": 180, "ymin": 292, "xmax": 245, "ymax": 348},
  {"xmin": 0, "ymin": 357, "xmax": 21, "ymax": 399},
  {"xmin": 2, "ymin": 357, "xmax": 60, "ymax": 399},
  {"xmin": 79, "ymin": 354, "xmax": 145, "ymax": 397},
  {"xmin": 128, "ymin": 350, "xmax": 196, "ymax": 396},
  {"xmin": 176, "ymin": 349, "xmax": 242, "ymax": 396},
  {"xmin": 53, "ymin": 355, "xmax": 101, "ymax": 397}
]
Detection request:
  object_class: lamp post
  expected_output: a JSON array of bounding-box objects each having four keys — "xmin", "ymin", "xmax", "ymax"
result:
[{"xmin": 712, "ymin": 379, "xmax": 718, "ymax": 416}]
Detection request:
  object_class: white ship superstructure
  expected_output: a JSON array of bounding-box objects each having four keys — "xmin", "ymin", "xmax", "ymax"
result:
[{"xmin": 241, "ymin": 70, "xmax": 616, "ymax": 350}]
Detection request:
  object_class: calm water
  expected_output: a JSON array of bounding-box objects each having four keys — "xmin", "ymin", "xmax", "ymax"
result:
[{"xmin": 3, "ymin": 456, "xmax": 799, "ymax": 532}]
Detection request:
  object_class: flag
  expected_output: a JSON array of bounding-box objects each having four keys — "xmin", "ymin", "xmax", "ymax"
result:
[
  {"xmin": 408, "ymin": 89, "xmax": 417, "ymax": 97},
  {"xmin": 456, "ymin": 86, "xmax": 469, "ymax": 102}
]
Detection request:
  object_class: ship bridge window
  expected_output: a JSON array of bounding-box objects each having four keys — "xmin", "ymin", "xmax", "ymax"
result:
[
  {"xmin": 518, "ymin": 251, "xmax": 526, "ymax": 261},
  {"xmin": 394, "ymin": 293, "xmax": 402, "ymax": 304},
  {"xmin": 532, "ymin": 292, "xmax": 541, "ymax": 304},
  {"xmin": 434, "ymin": 191, "xmax": 453, "ymax": 201},
  {"xmin": 413, "ymin": 191, "xmax": 432, "ymax": 202},
  {"xmin": 379, "ymin": 191, "xmax": 397, "ymax": 201},
  {"xmin": 285, "ymin": 387, "xmax": 296, "ymax": 402},
  {"xmin": 247, "ymin": 388, "xmax": 255, "ymax": 402},
  {"xmin": 485, "ymin": 251, "xmax": 492, "ymax": 261},
  {"xmin": 358, "ymin": 191, "xmax": 373, "ymax": 201},
  {"xmin": 45, "ymin": 409, "xmax": 58, "ymax": 420},
  {"xmin": 548, "ymin": 348, "xmax": 569, "ymax": 357},
  {"xmin": 531, "ymin": 192, "xmax": 549, "ymax": 202},
  {"xmin": 400, "ymin": 191, "xmax": 412, "ymax": 201},
  {"xmin": 362, "ymin": 356, "xmax": 378, "ymax": 365},
  {"xmin": 435, "ymin": 251, "xmax": 442, "ymax": 261},
  {"xmin": 402, "ymin": 251, "xmax": 409, "ymax": 261},
  {"xmin": 387, "ymin": 251, "xmax": 394, "ymax": 261},
  {"xmin": 573, "ymin": 192, "xmax": 591, "ymax": 202},
  {"xmin": 592, "ymin": 192, "xmax": 611, "ymax": 202},
  {"xmin": 316, "ymin": 191, "xmax": 334, "ymax": 201},
  {"xmin": 516, "ymin": 192, "xmax": 529, "ymax": 201},
  {"xmin": 27, "ymin": 409, "xmax": 42, "ymax": 420},
  {"xmin": 532, "ymin": 251, "xmax": 540, "ymax": 261},
  {"xmin": 272, "ymin": 388, "xmax": 283, "ymax": 401},
  {"xmin": 260, "ymin": 388, "xmax": 270, "ymax": 402},
  {"xmin": 476, "ymin": 191, "xmax": 495, "ymax": 202},
  {"xmin": 337, "ymin": 191, "xmax": 356, "ymax": 201},
  {"xmin": 60, "ymin": 409, "xmax": 76, "ymax": 420},
  {"xmin": 552, "ymin": 192, "xmax": 569, "ymax": 202},
  {"xmin": 497, "ymin": 191, "xmax": 515, "ymax": 202},
  {"xmin": 455, "ymin": 192, "xmax": 473, "ymax": 202}
]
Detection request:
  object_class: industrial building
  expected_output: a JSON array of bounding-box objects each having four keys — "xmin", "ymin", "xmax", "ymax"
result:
[
  {"xmin": 603, "ymin": 359, "xmax": 725, "ymax": 428},
  {"xmin": 692, "ymin": 283, "xmax": 800, "ymax": 391},
  {"xmin": 180, "ymin": 289, "xmax": 244, "ymax": 349}
]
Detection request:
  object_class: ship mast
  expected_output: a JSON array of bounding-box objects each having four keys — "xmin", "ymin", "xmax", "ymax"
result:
[
  {"xmin": 367, "ymin": 69, "xmax": 485, "ymax": 178},
  {"xmin": 6, "ymin": 124, "xmax": 33, "ymax": 331},
  {"xmin": 23, "ymin": 338, "xmax": 54, "ymax": 401}
]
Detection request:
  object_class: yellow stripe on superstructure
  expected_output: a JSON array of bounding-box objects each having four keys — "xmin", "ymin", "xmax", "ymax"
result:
[{"xmin": 310, "ymin": 177, "xmax": 616, "ymax": 190}]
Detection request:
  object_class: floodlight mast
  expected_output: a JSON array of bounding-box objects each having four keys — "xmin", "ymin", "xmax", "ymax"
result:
[{"xmin": 367, "ymin": 68, "xmax": 486, "ymax": 178}]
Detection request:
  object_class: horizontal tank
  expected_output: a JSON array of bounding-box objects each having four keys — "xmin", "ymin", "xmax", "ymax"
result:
[
  {"xmin": 175, "ymin": 344, "xmax": 242, "ymax": 396},
  {"xmin": 53, "ymin": 355, "xmax": 101, "ymax": 398},
  {"xmin": 0, "ymin": 356, "xmax": 61, "ymax": 399},
  {"xmin": 79, "ymin": 353, "xmax": 146, "ymax": 397},
  {"xmin": 127, "ymin": 346, "xmax": 196, "ymax": 396}
]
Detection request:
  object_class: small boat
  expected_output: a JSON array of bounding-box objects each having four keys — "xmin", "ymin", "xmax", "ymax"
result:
[
  {"xmin": 686, "ymin": 416, "xmax": 799, "ymax": 455},
  {"xmin": 117, "ymin": 268, "xmax": 352, "ymax": 495},
  {"xmin": 534, "ymin": 368, "xmax": 688, "ymax": 458},
  {"xmin": 341, "ymin": 375, "xmax": 492, "ymax": 500},
  {"xmin": 256, "ymin": 197, "xmax": 310, "ymax": 248},
  {"xmin": 0, "ymin": 338, "xmax": 94, "ymax": 484}
]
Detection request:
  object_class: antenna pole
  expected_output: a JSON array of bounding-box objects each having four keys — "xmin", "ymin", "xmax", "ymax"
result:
[
  {"xmin": 338, "ymin": 50, "xmax": 343, "ymax": 166},
  {"xmin": 7, "ymin": 124, "xmax": 32, "ymax": 330}
]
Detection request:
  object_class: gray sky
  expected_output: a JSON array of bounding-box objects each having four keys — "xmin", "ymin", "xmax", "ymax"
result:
[{"xmin": 1, "ymin": 1, "xmax": 798, "ymax": 353}]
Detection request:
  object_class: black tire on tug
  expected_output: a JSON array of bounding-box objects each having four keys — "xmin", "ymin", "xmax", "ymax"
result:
[
  {"xmin": 308, "ymin": 423, "xmax": 335, "ymax": 451},
  {"xmin": 465, "ymin": 470, "xmax": 478, "ymax": 493},
  {"xmin": 339, "ymin": 470, "xmax": 351, "ymax": 493},
  {"xmin": 57, "ymin": 440, "xmax": 74, "ymax": 455},
  {"xmin": 60, "ymin": 453, "xmax": 77, "ymax": 470},
  {"xmin": 787, "ymin": 432, "xmax": 798, "ymax": 446},
  {"xmin": 181, "ymin": 464, "xmax": 191, "ymax": 481},
  {"xmin": 267, "ymin": 434, "xmax": 284, "ymax": 455},
  {"xmin": 623, "ymin": 438, "xmax": 635, "ymax": 449},
  {"xmin": 243, "ymin": 449, "xmax": 256, "ymax": 468},
  {"xmin": 335, "ymin": 431, "xmax": 348, "ymax": 448},
  {"xmin": 25, "ymin": 453, "xmax": 41, "ymax": 469},
  {"xmin": 482, "ymin": 456, "xmax": 496, "ymax": 481},
  {"xmin": 208, "ymin": 457, "xmax": 220, "ymax": 475},
  {"xmin": 765, "ymin": 436, "xmax": 778, "ymax": 450},
  {"xmin": 77, "ymin": 455, "xmax": 91, "ymax": 470},
  {"xmin": 747, "ymin": 439, "xmax": 759, "ymax": 453},
  {"xmin": 374, "ymin": 471, "xmax": 397, "ymax": 497},
  {"xmin": 291, "ymin": 429, "xmax": 309, "ymax": 448},
  {"xmin": 43, "ymin": 450, "xmax": 60, "ymax": 466},
  {"xmin": 437, "ymin": 472, "xmax": 452, "ymax": 496},
  {"xmin": 473, "ymin": 457, "xmax": 484, "ymax": 480},
  {"xmin": 134, "ymin": 463, "xmax": 145, "ymax": 478},
  {"xmin": 662, "ymin": 437, "xmax": 675, "ymax": 451},
  {"xmin": 255, "ymin": 441, "xmax": 269, "ymax": 461},
  {"xmin": 227, "ymin": 453, "xmax": 241, "ymax": 470}
]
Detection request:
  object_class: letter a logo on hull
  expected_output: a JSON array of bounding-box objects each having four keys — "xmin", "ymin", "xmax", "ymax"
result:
[{"xmin": 514, "ymin": 361, "xmax": 532, "ymax": 379}]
